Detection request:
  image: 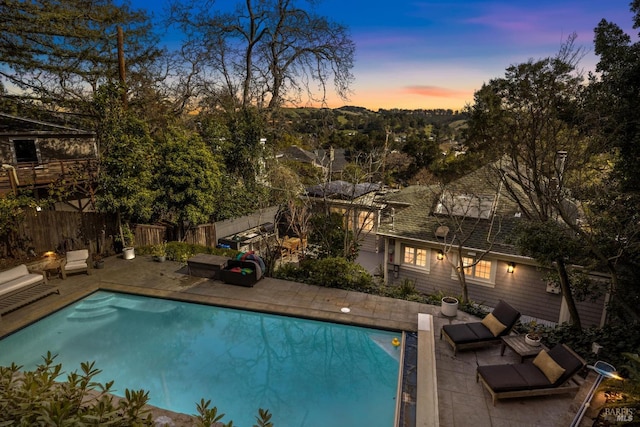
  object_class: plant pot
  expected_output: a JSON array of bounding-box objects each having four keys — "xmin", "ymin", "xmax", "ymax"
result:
[
  {"xmin": 122, "ymin": 247, "xmax": 135, "ymax": 260},
  {"xmin": 525, "ymin": 334, "xmax": 541, "ymax": 347},
  {"xmin": 154, "ymin": 255, "xmax": 166, "ymax": 263},
  {"xmin": 94, "ymin": 260, "xmax": 105, "ymax": 269},
  {"xmin": 441, "ymin": 296, "xmax": 459, "ymax": 317}
]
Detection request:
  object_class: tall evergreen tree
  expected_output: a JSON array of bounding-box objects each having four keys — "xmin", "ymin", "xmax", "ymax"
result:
[{"xmin": 0, "ymin": 0, "xmax": 159, "ymax": 118}]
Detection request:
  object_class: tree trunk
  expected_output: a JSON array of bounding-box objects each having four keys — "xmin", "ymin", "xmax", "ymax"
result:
[{"xmin": 556, "ymin": 258, "xmax": 582, "ymax": 329}]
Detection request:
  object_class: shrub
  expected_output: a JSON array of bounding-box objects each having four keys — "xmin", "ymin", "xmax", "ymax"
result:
[
  {"xmin": 273, "ymin": 257, "xmax": 375, "ymax": 292},
  {"xmin": 0, "ymin": 352, "xmax": 153, "ymax": 425},
  {"xmin": 136, "ymin": 242, "xmax": 239, "ymax": 263},
  {"xmin": 1, "ymin": 353, "xmax": 276, "ymax": 426}
]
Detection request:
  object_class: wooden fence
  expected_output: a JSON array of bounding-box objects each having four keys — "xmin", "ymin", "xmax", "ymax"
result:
[
  {"xmin": 3, "ymin": 207, "xmax": 278, "ymax": 260},
  {"xmin": 4, "ymin": 210, "xmax": 118, "ymax": 258}
]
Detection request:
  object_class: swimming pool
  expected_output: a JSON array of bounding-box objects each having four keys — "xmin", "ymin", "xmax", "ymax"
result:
[{"xmin": 0, "ymin": 291, "xmax": 401, "ymax": 426}]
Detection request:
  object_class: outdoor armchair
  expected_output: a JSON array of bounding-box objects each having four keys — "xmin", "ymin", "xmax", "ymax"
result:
[
  {"xmin": 61, "ymin": 249, "xmax": 91, "ymax": 279},
  {"xmin": 440, "ymin": 299, "xmax": 521, "ymax": 355}
]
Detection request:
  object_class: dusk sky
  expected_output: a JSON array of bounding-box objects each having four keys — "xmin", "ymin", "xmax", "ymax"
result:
[{"xmin": 134, "ymin": 0, "xmax": 636, "ymax": 111}]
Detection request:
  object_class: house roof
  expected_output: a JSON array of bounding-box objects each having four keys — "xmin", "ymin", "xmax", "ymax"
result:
[
  {"xmin": 305, "ymin": 180, "xmax": 381, "ymax": 199},
  {"xmin": 0, "ymin": 112, "xmax": 94, "ymax": 137},
  {"xmin": 279, "ymin": 145, "xmax": 318, "ymax": 164},
  {"xmin": 315, "ymin": 148, "xmax": 348, "ymax": 173},
  {"xmin": 378, "ymin": 163, "xmax": 528, "ymax": 257}
]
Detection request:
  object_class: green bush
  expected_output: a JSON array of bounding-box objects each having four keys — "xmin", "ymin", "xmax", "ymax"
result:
[
  {"xmin": 1, "ymin": 353, "xmax": 275, "ymax": 426},
  {"xmin": 136, "ymin": 241, "xmax": 239, "ymax": 263},
  {"xmin": 274, "ymin": 257, "xmax": 375, "ymax": 292},
  {"xmin": 0, "ymin": 352, "xmax": 153, "ymax": 426}
]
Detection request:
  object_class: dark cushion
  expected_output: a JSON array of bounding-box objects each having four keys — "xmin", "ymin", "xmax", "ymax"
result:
[
  {"xmin": 546, "ymin": 344, "xmax": 584, "ymax": 385},
  {"xmin": 477, "ymin": 362, "xmax": 551, "ymax": 392},
  {"xmin": 443, "ymin": 322, "xmax": 498, "ymax": 344},
  {"xmin": 490, "ymin": 300, "xmax": 521, "ymax": 334},
  {"xmin": 467, "ymin": 322, "xmax": 497, "ymax": 340},
  {"xmin": 442, "ymin": 324, "xmax": 479, "ymax": 344}
]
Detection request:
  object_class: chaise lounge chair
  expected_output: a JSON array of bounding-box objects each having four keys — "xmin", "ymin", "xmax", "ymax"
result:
[
  {"xmin": 440, "ymin": 300, "xmax": 521, "ymax": 355},
  {"xmin": 476, "ymin": 343, "xmax": 586, "ymax": 405}
]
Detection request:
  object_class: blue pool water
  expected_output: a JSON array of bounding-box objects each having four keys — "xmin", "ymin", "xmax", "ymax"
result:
[{"xmin": 0, "ymin": 291, "xmax": 401, "ymax": 427}]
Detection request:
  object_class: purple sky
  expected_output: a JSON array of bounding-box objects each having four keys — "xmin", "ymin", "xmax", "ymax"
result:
[{"xmin": 132, "ymin": 0, "xmax": 637, "ymax": 110}]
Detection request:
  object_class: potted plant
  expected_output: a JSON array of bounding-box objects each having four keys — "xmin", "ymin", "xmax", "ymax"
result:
[
  {"xmin": 441, "ymin": 296, "xmax": 459, "ymax": 317},
  {"xmin": 152, "ymin": 241, "xmax": 167, "ymax": 262},
  {"xmin": 93, "ymin": 254, "xmax": 105, "ymax": 269},
  {"xmin": 120, "ymin": 224, "xmax": 135, "ymax": 260},
  {"xmin": 525, "ymin": 321, "xmax": 542, "ymax": 346}
]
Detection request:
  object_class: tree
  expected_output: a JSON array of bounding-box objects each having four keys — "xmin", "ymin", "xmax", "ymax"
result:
[
  {"xmin": 464, "ymin": 37, "xmax": 589, "ymax": 328},
  {"xmin": 152, "ymin": 126, "xmax": 223, "ymax": 229},
  {"xmin": 168, "ymin": 0, "xmax": 355, "ymax": 110},
  {"xmin": 432, "ymin": 178, "xmax": 502, "ymax": 304},
  {"xmin": 94, "ymin": 85, "xmax": 156, "ymax": 227},
  {"xmin": 577, "ymin": 1, "xmax": 640, "ymax": 323},
  {"xmin": 0, "ymin": 0, "xmax": 159, "ymax": 116},
  {"xmin": 592, "ymin": 0, "xmax": 640, "ymax": 192}
]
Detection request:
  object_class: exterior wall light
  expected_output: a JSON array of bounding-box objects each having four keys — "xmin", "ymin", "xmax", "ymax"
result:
[
  {"xmin": 437, "ymin": 250, "xmax": 444, "ymax": 260},
  {"xmin": 507, "ymin": 262, "xmax": 516, "ymax": 274}
]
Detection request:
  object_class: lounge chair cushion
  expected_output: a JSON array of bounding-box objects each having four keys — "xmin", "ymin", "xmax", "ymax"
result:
[
  {"xmin": 64, "ymin": 249, "xmax": 89, "ymax": 272},
  {"xmin": 444, "ymin": 322, "xmax": 496, "ymax": 344},
  {"xmin": 477, "ymin": 343, "xmax": 585, "ymax": 393},
  {"xmin": 491, "ymin": 300, "xmax": 521, "ymax": 331},
  {"xmin": 547, "ymin": 343, "xmax": 585, "ymax": 386},
  {"xmin": 481, "ymin": 312, "xmax": 507, "ymax": 337},
  {"xmin": 477, "ymin": 363, "xmax": 552, "ymax": 392},
  {"xmin": 533, "ymin": 350, "xmax": 565, "ymax": 383}
]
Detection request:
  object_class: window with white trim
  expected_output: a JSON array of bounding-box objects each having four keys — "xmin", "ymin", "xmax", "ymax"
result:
[
  {"xmin": 402, "ymin": 244, "xmax": 429, "ymax": 269},
  {"xmin": 454, "ymin": 255, "xmax": 495, "ymax": 286},
  {"xmin": 357, "ymin": 210, "xmax": 374, "ymax": 231}
]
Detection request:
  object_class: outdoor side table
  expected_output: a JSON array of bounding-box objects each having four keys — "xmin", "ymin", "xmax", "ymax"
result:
[
  {"xmin": 500, "ymin": 335, "xmax": 548, "ymax": 363},
  {"xmin": 42, "ymin": 258, "xmax": 63, "ymax": 280},
  {"xmin": 187, "ymin": 254, "xmax": 230, "ymax": 279}
]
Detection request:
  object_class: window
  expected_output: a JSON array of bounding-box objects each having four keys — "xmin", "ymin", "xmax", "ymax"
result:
[
  {"xmin": 402, "ymin": 245, "xmax": 429, "ymax": 269},
  {"xmin": 435, "ymin": 191, "xmax": 495, "ymax": 219},
  {"xmin": 13, "ymin": 139, "xmax": 39, "ymax": 163},
  {"xmin": 455, "ymin": 256, "xmax": 495, "ymax": 285},
  {"xmin": 357, "ymin": 210, "xmax": 374, "ymax": 231}
]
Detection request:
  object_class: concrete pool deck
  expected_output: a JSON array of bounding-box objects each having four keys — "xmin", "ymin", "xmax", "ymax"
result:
[{"xmin": 0, "ymin": 255, "xmax": 587, "ymax": 426}]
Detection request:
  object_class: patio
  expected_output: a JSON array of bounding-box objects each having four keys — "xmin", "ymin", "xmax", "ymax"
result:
[{"xmin": 0, "ymin": 255, "xmax": 592, "ymax": 426}]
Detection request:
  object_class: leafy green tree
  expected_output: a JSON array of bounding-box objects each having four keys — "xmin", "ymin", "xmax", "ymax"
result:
[
  {"xmin": 94, "ymin": 85, "xmax": 156, "ymax": 225},
  {"xmin": 577, "ymin": 1, "xmax": 640, "ymax": 322},
  {"xmin": 309, "ymin": 211, "xmax": 357, "ymax": 260},
  {"xmin": 464, "ymin": 37, "xmax": 589, "ymax": 328},
  {"xmin": 152, "ymin": 126, "xmax": 222, "ymax": 227},
  {"xmin": 0, "ymin": 0, "xmax": 159, "ymax": 116},
  {"xmin": 592, "ymin": 0, "xmax": 640, "ymax": 192},
  {"xmin": 0, "ymin": 194, "xmax": 39, "ymax": 257}
]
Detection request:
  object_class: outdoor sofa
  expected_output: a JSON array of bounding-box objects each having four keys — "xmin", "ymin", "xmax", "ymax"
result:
[
  {"xmin": 220, "ymin": 260, "xmax": 263, "ymax": 287},
  {"xmin": 440, "ymin": 300, "xmax": 521, "ymax": 355},
  {"xmin": 476, "ymin": 343, "xmax": 586, "ymax": 405},
  {"xmin": 0, "ymin": 264, "xmax": 59, "ymax": 318}
]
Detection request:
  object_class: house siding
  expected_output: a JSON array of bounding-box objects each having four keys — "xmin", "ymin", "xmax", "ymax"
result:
[{"xmin": 384, "ymin": 240, "xmax": 606, "ymax": 327}]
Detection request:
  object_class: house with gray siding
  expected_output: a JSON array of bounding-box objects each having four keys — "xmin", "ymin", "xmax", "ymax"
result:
[{"xmin": 376, "ymin": 164, "xmax": 607, "ymax": 327}]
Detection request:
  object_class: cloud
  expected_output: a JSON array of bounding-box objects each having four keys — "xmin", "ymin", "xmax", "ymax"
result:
[{"xmin": 403, "ymin": 85, "xmax": 472, "ymax": 98}]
